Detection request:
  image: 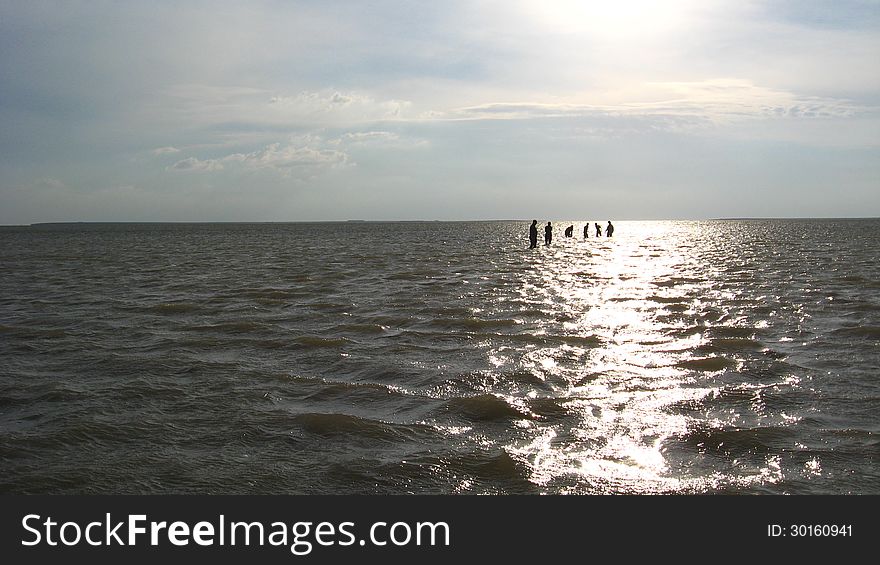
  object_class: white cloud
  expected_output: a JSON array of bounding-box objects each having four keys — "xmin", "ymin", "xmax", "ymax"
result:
[
  {"xmin": 151, "ymin": 146, "xmax": 181, "ymax": 156},
  {"xmin": 636, "ymin": 79, "xmax": 862, "ymax": 121},
  {"xmin": 166, "ymin": 140, "xmax": 349, "ymax": 176},
  {"xmin": 340, "ymin": 131, "xmax": 400, "ymax": 143},
  {"xmin": 268, "ymin": 90, "xmax": 413, "ymax": 123},
  {"xmin": 166, "ymin": 157, "xmax": 224, "ymax": 172},
  {"xmin": 434, "ymin": 79, "xmax": 867, "ymax": 131},
  {"xmin": 34, "ymin": 177, "xmax": 68, "ymax": 189},
  {"xmin": 228, "ymin": 142, "xmax": 349, "ymax": 173}
]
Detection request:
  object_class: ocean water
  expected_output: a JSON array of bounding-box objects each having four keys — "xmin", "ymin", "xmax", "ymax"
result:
[{"xmin": 1, "ymin": 219, "xmax": 878, "ymax": 494}]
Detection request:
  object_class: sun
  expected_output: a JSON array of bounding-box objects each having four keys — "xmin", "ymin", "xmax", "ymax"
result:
[{"xmin": 522, "ymin": 0, "xmax": 696, "ymax": 39}]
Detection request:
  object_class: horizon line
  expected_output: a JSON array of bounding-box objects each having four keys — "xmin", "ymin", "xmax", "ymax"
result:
[{"xmin": 3, "ymin": 216, "xmax": 879, "ymax": 227}]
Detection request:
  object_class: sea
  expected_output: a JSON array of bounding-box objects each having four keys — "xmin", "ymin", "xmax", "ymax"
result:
[{"xmin": 1, "ymin": 219, "xmax": 878, "ymax": 495}]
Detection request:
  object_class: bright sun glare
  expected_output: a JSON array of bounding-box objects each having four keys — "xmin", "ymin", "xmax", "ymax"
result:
[{"xmin": 524, "ymin": 0, "xmax": 696, "ymax": 39}]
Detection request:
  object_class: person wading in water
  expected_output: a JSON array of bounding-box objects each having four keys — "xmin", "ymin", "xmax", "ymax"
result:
[{"xmin": 529, "ymin": 220, "xmax": 538, "ymax": 248}]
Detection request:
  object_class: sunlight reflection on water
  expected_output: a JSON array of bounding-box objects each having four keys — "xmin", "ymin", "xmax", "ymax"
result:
[{"xmin": 496, "ymin": 221, "xmax": 785, "ymax": 493}]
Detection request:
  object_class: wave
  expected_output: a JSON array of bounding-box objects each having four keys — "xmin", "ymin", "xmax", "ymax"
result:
[
  {"xmin": 705, "ymin": 326, "xmax": 756, "ymax": 339},
  {"xmin": 649, "ymin": 295, "xmax": 691, "ymax": 304},
  {"xmin": 304, "ymin": 301, "xmax": 351, "ymax": 312},
  {"xmin": 236, "ymin": 287, "xmax": 311, "ymax": 300},
  {"xmin": 825, "ymin": 428, "xmax": 879, "ymax": 447},
  {"xmin": 526, "ymin": 397, "xmax": 571, "ymax": 421},
  {"xmin": 184, "ymin": 321, "xmax": 266, "ymax": 334},
  {"xmin": 400, "ymin": 449, "xmax": 531, "ymax": 486},
  {"xmin": 290, "ymin": 377, "xmax": 420, "ymax": 406},
  {"xmin": 698, "ymin": 338, "xmax": 765, "ymax": 353},
  {"xmin": 441, "ymin": 394, "xmax": 534, "ymax": 422},
  {"xmin": 832, "ymin": 326, "xmax": 880, "ymax": 340},
  {"xmin": 295, "ymin": 336, "xmax": 352, "ymax": 348},
  {"xmin": 391, "ymin": 329, "xmax": 603, "ymax": 348},
  {"xmin": 675, "ymin": 424, "xmax": 799, "ymax": 457},
  {"xmin": 654, "ymin": 277, "xmax": 705, "ymax": 288},
  {"xmin": 331, "ymin": 323, "xmax": 387, "ymax": 335},
  {"xmin": 385, "ymin": 271, "xmax": 442, "ymax": 281},
  {"xmin": 293, "ymin": 412, "xmax": 432, "ymax": 443},
  {"xmin": 442, "ymin": 370, "xmax": 550, "ymax": 392},
  {"xmin": 148, "ymin": 302, "xmax": 201, "ymax": 314},
  {"xmin": 676, "ymin": 356, "xmax": 735, "ymax": 371},
  {"xmin": 0, "ymin": 325, "xmax": 67, "ymax": 339},
  {"xmin": 428, "ymin": 317, "xmax": 520, "ymax": 331}
]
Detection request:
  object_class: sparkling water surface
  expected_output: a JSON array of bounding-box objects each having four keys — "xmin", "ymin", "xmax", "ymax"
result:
[{"xmin": 1, "ymin": 219, "xmax": 878, "ymax": 494}]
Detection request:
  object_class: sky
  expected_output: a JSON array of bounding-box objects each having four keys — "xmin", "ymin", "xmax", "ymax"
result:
[{"xmin": 1, "ymin": 0, "xmax": 878, "ymax": 223}]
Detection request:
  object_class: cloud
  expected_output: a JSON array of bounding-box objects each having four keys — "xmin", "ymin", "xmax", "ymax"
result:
[
  {"xmin": 166, "ymin": 140, "xmax": 349, "ymax": 176},
  {"xmin": 227, "ymin": 143, "xmax": 349, "ymax": 172},
  {"xmin": 166, "ymin": 157, "xmax": 224, "ymax": 172},
  {"xmin": 638, "ymin": 79, "xmax": 862, "ymax": 120},
  {"xmin": 151, "ymin": 146, "xmax": 181, "ymax": 156},
  {"xmin": 268, "ymin": 90, "xmax": 413, "ymax": 123},
  {"xmin": 434, "ymin": 79, "xmax": 867, "ymax": 131},
  {"xmin": 34, "ymin": 177, "xmax": 68, "ymax": 189},
  {"xmin": 340, "ymin": 131, "xmax": 400, "ymax": 143}
]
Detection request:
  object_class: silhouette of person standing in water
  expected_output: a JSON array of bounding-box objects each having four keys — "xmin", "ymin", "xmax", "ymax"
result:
[
  {"xmin": 564, "ymin": 225, "xmax": 573, "ymax": 237},
  {"xmin": 545, "ymin": 222, "xmax": 552, "ymax": 246},
  {"xmin": 584, "ymin": 224, "xmax": 589, "ymax": 238},
  {"xmin": 529, "ymin": 220, "xmax": 538, "ymax": 248},
  {"xmin": 606, "ymin": 221, "xmax": 614, "ymax": 237},
  {"xmin": 595, "ymin": 222, "xmax": 602, "ymax": 237}
]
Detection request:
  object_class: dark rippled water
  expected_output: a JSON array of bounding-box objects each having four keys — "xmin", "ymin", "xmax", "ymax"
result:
[{"xmin": 1, "ymin": 220, "xmax": 878, "ymax": 494}]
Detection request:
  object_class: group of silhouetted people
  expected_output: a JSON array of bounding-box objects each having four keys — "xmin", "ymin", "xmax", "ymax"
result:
[
  {"xmin": 529, "ymin": 220, "xmax": 551, "ymax": 248},
  {"xmin": 529, "ymin": 220, "xmax": 613, "ymax": 248}
]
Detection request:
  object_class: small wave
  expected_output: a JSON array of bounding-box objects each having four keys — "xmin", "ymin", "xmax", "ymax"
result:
[
  {"xmin": 440, "ymin": 370, "xmax": 553, "ymax": 395},
  {"xmin": 761, "ymin": 348, "xmax": 787, "ymax": 360},
  {"xmin": 442, "ymin": 394, "xmax": 534, "ymax": 422},
  {"xmin": 676, "ymin": 356, "xmax": 735, "ymax": 371},
  {"xmin": 699, "ymin": 338, "xmax": 764, "ymax": 353},
  {"xmin": 238, "ymin": 287, "xmax": 306, "ymax": 300},
  {"xmin": 293, "ymin": 412, "xmax": 428, "ymax": 443},
  {"xmin": 676, "ymin": 424, "xmax": 798, "ymax": 456},
  {"xmin": 331, "ymin": 323, "xmax": 387, "ymax": 335},
  {"xmin": 826, "ymin": 428, "xmax": 878, "ymax": 446},
  {"xmin": 386, "ymin": 271, "xmax": 437, "ymax": 281},
  {"xmin": 305, "ymin": 302, "xmax": 351, "ymax": 312},
  {"xmin": 149, "ymin": 302, "xmax": 200, "ymax": 314},
  {"xmin": 248, "ymin": 339, "xmax": 293, "ymax": 350},
  {"xmin": 184, "ymin": 321, "xmax": 265, "ymax": 334},
  {"xmin": 504, "ymin": 333, "xmax": 602, "ymax": 348},
  {"xmin": 428, "ymin": 317, "xmax": 520, "ymax": 331},
  {"xmin": 654, "ymin": 277, "xmax": 704, "ymax": 288},
  {"xmin": 0, "ymin": 325, "xmax": 67, "ymax": 339},
  {"xmin": 832, "ymin": 326, "xmax": 880, "ymax": 340},
  {"xmin": 836, "ymin": 275, "xmax": 868, "ymax": 283},
  {"xmin": 410, "ymin": 449, "xmax": 530, "ymax": 485},
  {"xmin": 515, "ymin": 308, "xmax": 551, "ymax": 318},
  {"xmin": 364, "ymin": 315, "xmax": 417, "ymax": 329},
  {"xmin": 407, "ymin": 329, "xmax": 602, "ymax": 349},
  {"xmin": 649, "ymin": 295, "xmax": 690, "ymax": 304},
  {"xmin": 296, "ymin": 378, "xmax": 417, "ymax": 404},
  {"xmin": 468, "ymin": 450, "xmax": 530, "ymax": 482},
  {"xmin": 295, "ymin": 336, "xmax": 351, "ymax": 348},
  {"xmin": 526, "ymin": 397, "xmax": 571, "ymax": 421},
  {"xmin": 705, "ymin": 326, "xmax": 756, "ymax": 339}
]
